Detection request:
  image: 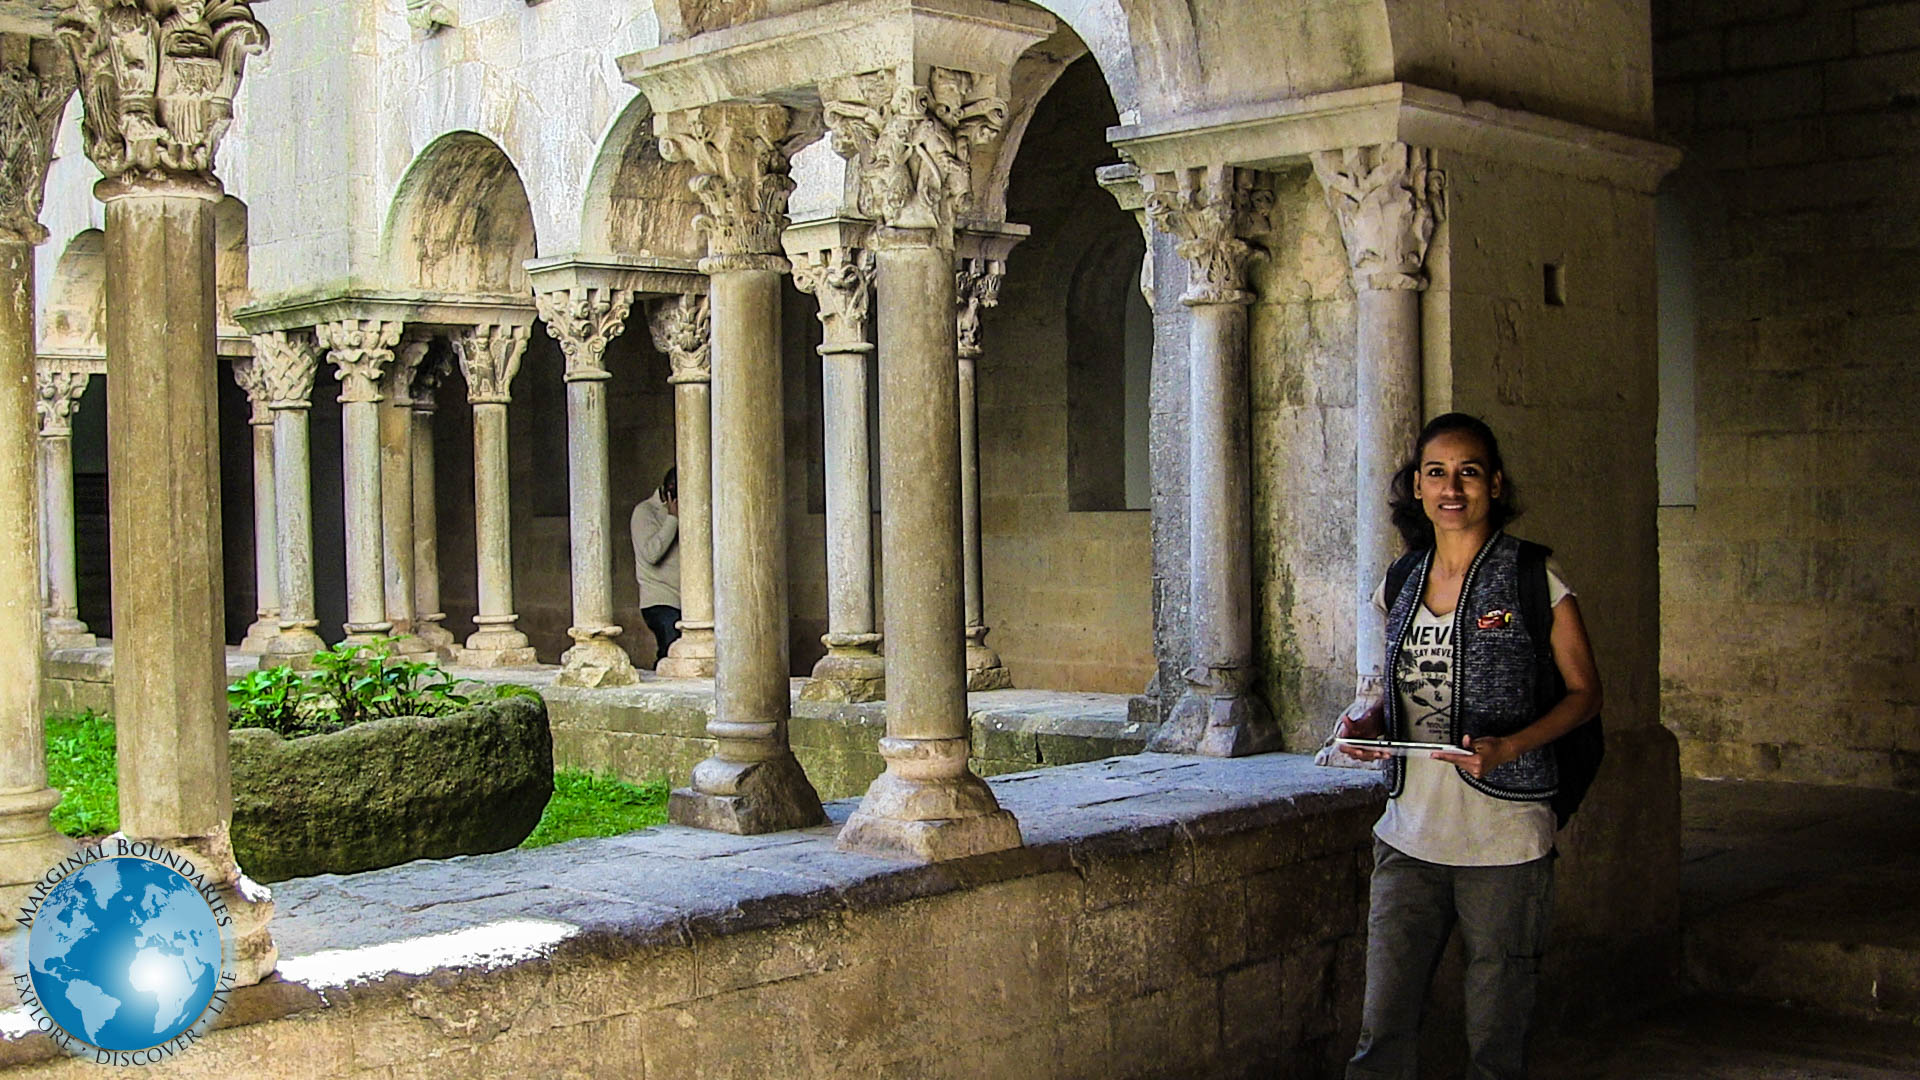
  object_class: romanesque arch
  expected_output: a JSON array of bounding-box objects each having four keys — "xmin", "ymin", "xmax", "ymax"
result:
[
  {"xmin": 577, "ymin": 96, "xmax": 704, "ymax": 261},
  {"xmin": 383, "ymin": 132, "xmax": 539, "ymax": 295},
  {"xmin": 41, "ymin": 229, "xmax": 105, "ymax": 356}
]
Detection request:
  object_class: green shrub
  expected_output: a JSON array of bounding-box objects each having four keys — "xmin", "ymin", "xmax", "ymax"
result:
[{"xmin": 227, "ymin": 639, "xmax": 539, "ymax": 737}]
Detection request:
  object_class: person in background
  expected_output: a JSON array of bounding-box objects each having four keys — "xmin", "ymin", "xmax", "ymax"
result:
[{"xmin": 631, "ymin": 467, "xmax": 681, "ymax": 666}]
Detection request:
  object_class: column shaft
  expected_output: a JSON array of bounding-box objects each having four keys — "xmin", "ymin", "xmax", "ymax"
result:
[
  {"xmin": 411, "ymin": 403, "xmax": 454, "ymax": 653},
  {"xmin": 378, "ymin": 385, "xmax": 429, "ymax": 653},
  {"xmin": 239, "ymin": 416, "xmax": 279, "ymax": 652},
  {"xmin": 266, "ymin": 406, "xmax": 325, "ymax": 662},
  {"xmin": 655, "ymin": 378, "xmax": 717, "ymax": 676},
  {"xmin": 466, "ymin": 402, "xmax": 530, "ymax": 657},
  {"xmin": 339, "ymin": 397, "xmax": 389, "ymax": 640},
  {"xmin": 39, "ymin": 430, "xmax": 91, "ymax": 646},
  {"xmin": 823, "ymin": 347, "xmax": 875, "ymax": 637},
  {"xmin": 1355, "ymin": 287, "xmax": 1422, "ymax": 680},
  {"xmin": 556, "ymin": 371, "xmax": 638, "ymax": 686}
]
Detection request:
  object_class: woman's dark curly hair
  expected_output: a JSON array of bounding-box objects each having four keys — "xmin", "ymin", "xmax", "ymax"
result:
[{"xmin": 1387, "ymin": 412, "xmax": 1521, "ymax": 551}]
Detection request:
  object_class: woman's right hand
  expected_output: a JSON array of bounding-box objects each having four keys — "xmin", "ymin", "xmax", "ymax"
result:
[{"xmin": 1335, "ymin": 698, "xmax": 1389, "ymax": 761}]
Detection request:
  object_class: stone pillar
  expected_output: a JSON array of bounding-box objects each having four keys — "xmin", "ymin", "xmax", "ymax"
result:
[
  {"xmin": 655, "ymin": 103, "xmax": 824, "ymax": 832},
  {"xmin": 229, "ymin": 356, "xmax": 280, "ymax": 654},
  {"xmin": 56, "ymin": 0, "xmax": 276, "ymax": 981},
  {"xmin": 1142, "ymin": 164, "xmax": 1281, "ymax": 757},
  {"xmin": 825, "ymin": 72, "xmax": 1021, "ymax": 860},
  {"xmin": 254, "ymin": 330, "xmax": 327, "ymax": 666},
  {"xmin": 1312, "ymin": 144, "xmax": 1442, "ymax": 704},
  {"xmin": 0, "ymin": 38, "xmax": 76, "ymax": 914},
  {"xmin": 537, "ymin": 286, "xmax": 642, "ymax": 688},
  {"xmin": 792, "ymin": 244, "xmax": 885, "ymax": 701},
  {"xmin": 451, "ymin": 322, "xmax": 538, "ymax": 667},
  {"xmin": 409, "ymin": 354, "xmax": 457, "ymax": 655},
  {"xmin": 318, "ymin": 318, "xmax": 400, "ymax": 646},
  {"xmin": 954, "ymin": 256, "xmax": 1011, "ymax": 691},
  {"xmin": 649, "ymin": 294, "xmax": 719, "ymax": 679},
  {"xmin": 34, "ymin": 369, "xmax": 96, "ymax": 650},
  {"xmin": 376, "ymin": 335, "xmax": 434, "ymax": 656}
]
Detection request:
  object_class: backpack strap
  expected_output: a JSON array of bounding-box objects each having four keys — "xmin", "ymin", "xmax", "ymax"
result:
[{"xmin": 1515, "ymin": 540, "xmax": 1555, "ymax": 668}]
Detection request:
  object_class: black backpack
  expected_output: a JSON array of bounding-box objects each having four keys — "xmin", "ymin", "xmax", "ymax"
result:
[{"xmin": 1384, "ymin": 540, "xmax": 1605, "ymax": 829}]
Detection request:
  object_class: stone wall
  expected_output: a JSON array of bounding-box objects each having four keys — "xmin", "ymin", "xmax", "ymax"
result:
[{"xmin": 1653, "ymin": 0, "xmax": 1920, "ymax": 788}]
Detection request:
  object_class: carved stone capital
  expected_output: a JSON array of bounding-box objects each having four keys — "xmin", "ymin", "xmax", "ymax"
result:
[
  {"xmin": 252, "ymin": 330, "xmax": 322, "ymax": 410},
  {"xmin": 317, "ymin": 319, "xmax": 403, "ymax": 405},
  {"xmin": 791, "ymin": 246, "xmax": 875, "ymax": 348},
  {"xmin": 954, "ymin": 255, "xmax": 1004, "ymax": 360},
  {"xmin": 823, "ymin": 67, "xmax": 1007, "ymax": 246},
  {"xmin": 56, "ymin": 0, "xmax": 268, "ymax": 192},
  {"xmin": 409, "ymin": 342, "xmax": 453, "ymax": 413},
  {"xmin": 1311, "ymin": 143, "xmax": 1445, "ymax": 292},
  {"xmin": 1, "ymin": 39, "xmax": 77, "ymax": 245},
  {"xmin": 535, "ymin": 286, "xmax": 636, "ymax": 382},
  {"xmin": 34, "ymin": 368, "xmax": 90, "ymax": 437},
  {"xmin": 649, "ymin": 294, "xmax": 711, "ymax": 386},
  {"xmin": 453, "ymin": 322, "xmax": 530, "ymax": 405},
  {"xmin": 229, "ymin": 353, "xmax": 271, "ymax": 424},
  {"xmin": 1144, "ymin": 165, "xmax": 1274, "ymax": 306},
  {"xmin": 656, "ymin": 103, "xmax": 817, "ymax": 261},
  {"xmin": 383, "ymin": 333, "xmax": 433, "ymax": 407}
]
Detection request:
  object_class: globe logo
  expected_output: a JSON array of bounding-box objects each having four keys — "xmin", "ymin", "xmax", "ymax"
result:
[{"xmin": 25, "ymin": 856, "xmax": 225, "ymax": 1054}]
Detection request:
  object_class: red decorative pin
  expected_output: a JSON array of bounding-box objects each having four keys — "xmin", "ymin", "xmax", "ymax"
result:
[{"xmin": 1476, "ymin": 609, "xmax": 1513, "ymax": 630}]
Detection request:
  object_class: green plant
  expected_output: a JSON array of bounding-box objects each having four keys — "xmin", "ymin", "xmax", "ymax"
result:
[
  {"xmin": 520, "ymin": 770, "xmax": 669, "ymax": 849},
  {"xmin": 227, "ymin": 639, "xmax": 535, "ymax": 737},
  {"xmin": 45, "ymin": 710, "xmax": 117, "ymax": 838}
]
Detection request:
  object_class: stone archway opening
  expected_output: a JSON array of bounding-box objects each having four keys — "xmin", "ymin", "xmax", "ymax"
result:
[{"xmin": 385, "ymin": 132, "xmax": 539, "ymax": 295}]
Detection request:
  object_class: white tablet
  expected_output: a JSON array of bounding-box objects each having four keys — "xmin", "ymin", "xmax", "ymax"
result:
[{"xmin": 1333, "ymin": 738, "xmax": 1463, "ymax": 757}]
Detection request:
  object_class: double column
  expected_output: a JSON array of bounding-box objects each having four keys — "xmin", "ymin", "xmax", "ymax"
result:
[
  {"xmin": 230, "ymin": 356, "xmax": 280, "ymax": 654},
  {"xmin": 535, "ymin": 285, "xmax": 642, "ymax": 688},
  {"xmin": 254, "ymin": 330, "xmax": 328, "ymax": 667},
  {"xmin": 451, "ymin": 322, "xmax": 538, "ymax": 666},
  {"xmin": 35, "ymin": 366, "xmax": 97, "ymax": 650},
  {"xmin": 1142, "ymin": 164, "xmax": 1281, "ymax": 757},
  {"xmin": 407, "ymin": 353, "xmax": 457, "ymax": 654},
  {"xmin": 954, "ymin": 248, "xmax": 1016, "ymax": 691},
  {"xmin": 1311, "ymin": 145, "xmax": 1442, "ymax": 705},
  {"xmin": 649, "ymin": 294, "xmax": 719, "ymax": 679},
  {"xmin": 656, "ymin": 103, "xmax": 824, "ymax": 833},
  {"xmin": 377, "ymin": 334, "xmax": 438, "ymax": 657},
  {"xmin": 317, "ymin": 319, "xmax": 402, "ymax": 646},
  {"xmin": 791, "ymin": 238, "xmax": 885, "ymax": 702}
]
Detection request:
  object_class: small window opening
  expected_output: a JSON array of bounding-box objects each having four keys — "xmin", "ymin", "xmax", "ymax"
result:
[{"xmin": 1543, "ymin": 263, "xmax": 1568, "ymax": 307}]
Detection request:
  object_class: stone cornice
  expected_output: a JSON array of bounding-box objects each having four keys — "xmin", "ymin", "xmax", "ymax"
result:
[
  {"xmin": 523, "ymin": 254, "xmax": 707, "ymax": 299},
  {"xmin": 234, "ymin": 290, "xmax": 536, "ymax": 337},
  {"xmin": 1110, "ymin": 82, "xmax": 1681, "ymax": 194}
]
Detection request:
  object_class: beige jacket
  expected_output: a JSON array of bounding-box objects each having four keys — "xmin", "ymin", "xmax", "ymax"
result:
[{"xmin": 630, "ymin": 493, "xmax": 681, "ymax": 610}]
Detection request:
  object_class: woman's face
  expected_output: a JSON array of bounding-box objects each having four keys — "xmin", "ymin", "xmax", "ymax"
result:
[{"xmin": 1415, "ymin": 430, "xmax": 1503, "ymax": 535}]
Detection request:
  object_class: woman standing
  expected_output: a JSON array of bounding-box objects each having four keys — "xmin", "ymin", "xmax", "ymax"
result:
[{"xmin": 1338, "ymin": 413, "xmax": 1603, "ymax": 1080}]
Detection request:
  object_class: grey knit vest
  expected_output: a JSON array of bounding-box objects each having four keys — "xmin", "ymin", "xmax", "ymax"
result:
[{"xmin": 1384, "ymin": 532, "xmax": 1559, "ymax": 802}]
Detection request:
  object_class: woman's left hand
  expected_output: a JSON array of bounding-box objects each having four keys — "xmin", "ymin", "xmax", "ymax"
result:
[{"xmin": 1431, "ymin": 734, "xmax": 1520, "ymax": 778}]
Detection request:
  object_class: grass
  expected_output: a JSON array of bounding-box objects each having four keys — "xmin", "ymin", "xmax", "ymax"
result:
[{"xmin": 41, "ymin": 708, "xmax": 670, "ymax": 852}]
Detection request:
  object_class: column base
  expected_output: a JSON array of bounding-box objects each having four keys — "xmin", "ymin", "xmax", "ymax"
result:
[
  {"xmin": 454, "ymin": 624, "xmax": 538, "ymax": 668},
  {"xmin": 343, "ymin": 622, "xmax": 395, "ymax": 648},
  {"xmin": 964, "ymin": 627, "xmax": 1013, "ymax": 691},
  {"xmin": 141, "ymin": 829, "xmax": 278, "ymax": 988},
  {"xmin": 556, "ymin": 629, "xmax": 640, "ymax": 688},
  {"xmin": 236, "ymin": 614, "xmax": 280, "ymax": 655},
  {"xmin": 43, "ymin": 616, "xmax": 97, "ymax": 652},
  {"xmin": 654, "ymin": 624, "xmax": 716, "ymax": 679},
  {"xmin": 0, "ymin": 787, "xmax": 77, "ymax": 894},
  {"xmin": 260, "ymin": 623, "xmax": 327, "ymax": 671},
  {"xmin": 837, "ymin": 739, "xmax": 1023, "ymax": 862},
  {"xmin": 1148, "ymin": 682, "xmax": 1283, "ymax": 757},
  {"xmin": 800, "ymin": 633, "xmax": 886, "ymax": 702},
  {"xmin": 415, "ymin": 615, "xmax": 458, "ymax": 660},
  {"xmin": 668, "ymin": 753, "xmax": 824, "ymax": 835},
  {"xmin": 379, "ymin": 630, "xmax": 437, "ymax": 657}
]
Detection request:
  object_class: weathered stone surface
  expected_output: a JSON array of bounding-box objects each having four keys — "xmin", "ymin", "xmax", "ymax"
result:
[{"xmin": 230, "ymin": 697, "xmax": 554, "ymax": 882}]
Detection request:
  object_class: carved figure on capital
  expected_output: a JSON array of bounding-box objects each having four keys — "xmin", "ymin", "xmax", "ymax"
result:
[
  {"xmin": 54, "ymin": 0, "xmax": 269, "ymax": 188},
  {"xmin": 383, "ymin": 333, "xmax": 434, "ymax": 407},
  {"xmin": 649, "ymin": 294, "xmax": 711, "ymax": 384},
  {"xmin": 535, "ymin": 287, "xmax": 636, "ymax": 380},
  {"xmin": 656, "ymin": 104, "xmax": 820, "ymax": 262},
  {"xmin": 792, "ymin": 247, "xmax": 875, "ymax": 344},
  {"xmin": 453, "ymin": 322, "xmax": 531, "ymax": 404},
  {"xmin": 253, "ymin": 330, "xmax": 322, "ymax": 408},
  {"xmin": 34, "ymin": 369, "xmax": 92, "ymax": 437},
  {"xmin": 317, "ymin": 319, "xmax": 404, "ymax": 404},
  {"xmin": 954, "ymin": 256, "xmax": 1004, "ymax": 359},
  {"xmin": 823, "ymin": 68, "xmax": 1007, "ymax": 243},
  {"xmin": 1311, "ymin": 142, "xmax": 1445, "ymax": 292},
  {"xmin": 1, "ymin": 40, "xmax": 78, "ymax": 244},
  {"xmin": 1144, "ymin": 165, "xmax": 1275, "ymax": 306}
]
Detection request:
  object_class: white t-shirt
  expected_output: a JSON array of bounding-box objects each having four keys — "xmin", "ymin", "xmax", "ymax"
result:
[{"xmin": 1370, "ymin": 560, "xmax": 1571, "ymax": 867}]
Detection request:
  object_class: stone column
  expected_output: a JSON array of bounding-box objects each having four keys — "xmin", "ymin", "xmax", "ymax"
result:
[
  {"xmin": 451, "ymin": 322, "xmax": 538, "ymax": 667},
  {"xmin": 318, "ymin": 318, "xmax": 400, "ymax": 646},
  {"xmin": 537, "ymin": 286, "xmax": 642, "ymax": 688},
  {"xmin": 1312, "ymin": 144, "xmax": 1443, "ymax": 705},
  {"xmin": 1142, "ymin": 164, "xmax": 1281, "ymax": 757},
  {"xmin": 792, "ymin": 244, "xmax": 885, "ymax": 701},
  {"xmin": 34, "ymin": 369, "xmax": 96, "ymax": 650},
  {"xmin": 376, "ymin": 335, "xmax": 434, "ymax": 656},
  {"xmin": 255, "ymin": 330, "xmax": 327, "ymax": 666},
  {"xmin": 56, "ymin": 0, "xmax": 276, "ymax": 981},
  {"xmin": 954, "ymin": 256, "xmax": 1011, "ymax": 691},
  {"xmin": 230, "ymin": 356, "xmax": 280, "ymax": 653},
  {"xmin": 649, "ymin": 294, "xmax": 719, "ymax": 679},
  {"xmin": 825, "ymin": 72, "xmax": 1021, "ymax": 860},
  {"xmin": 655, "ymin": 103, "xmax": 824, "ymax": 832},
  {"xmin": 0, "ymin": 38, "xmax": 76, "ymax": 914},
  {"xmin": 409, "ymin": 354, "xmax": 457, "ymax": 655}
]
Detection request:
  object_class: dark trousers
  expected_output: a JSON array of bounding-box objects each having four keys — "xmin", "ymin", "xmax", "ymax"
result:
[
  {"xmin": 1348, "ymin": 839, "xmax": 1555, "ymax": 1080},
  {"xmin": 642, "ymin": 605, "xmax": 681, "ymax": 664}
]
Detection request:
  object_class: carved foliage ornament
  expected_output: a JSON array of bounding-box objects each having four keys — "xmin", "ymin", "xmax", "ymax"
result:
[
  {"xmin": 649, "ymin": 294, "xmax": 710, "ymax": 384},
  {"xmin": 656, "ymin": 103, "xmax": 817, "ymax": 262},
  {"xmin": 0, "ymin": 40, "xmax": 78, "ymax": 244},
  {"xmin": 453, "ymin": 322, "xmax": 530, "ymax": 404},
  {"xmin": 253, "ymin": 329, "xmax": 321, "ymax": 408},
  {"xmin": 55, "ymin": 0, "xmax": 268, "ymax": 188},
  {"xmin": 535, "ymin": 287, "xmax": 636, "ymax": 381},
  {"xmin": 1144, "ymin": 164, "xmax": 1275, "ymax": 305},
  {"xmin": 1311, "ymin": 142, "xmax": 1445, "ymax": 292},
  {"xmin": 35, "ymin": 369, "xmax": 91, "ymax": 437},
  {"xmin": 954, "ymin": 256, "xmax": 1004, "ymax": 359},
  {"xmin": 791, "ymin": 246, "xmax": 874, "ymax": 346},
  {"xmin": 317, "ymin": 319, "xmax": 403, "ymax": 404},
  {"xmin": 228, "ymin": 352, "xmax": 272, "ymax": 422},
  {"xmin": 385, "ymin": 335, "xmax": 433, "ymax": 407},
  {"xmin": 823, "ymin": 68, "xmax": 1007, "ymax": 245}
]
